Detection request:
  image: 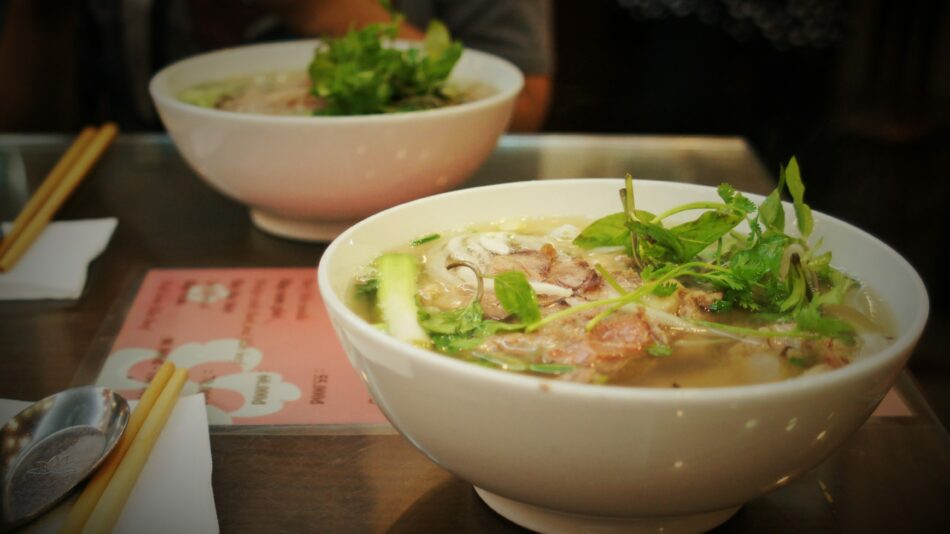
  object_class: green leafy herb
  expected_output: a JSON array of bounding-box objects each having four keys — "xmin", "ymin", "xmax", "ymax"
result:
[
  {"xmin": 353, "ymin": 278, "xmax": 378, "ymax": 298},
  {"xmin": 493, "ymin": 271, "xmax": 542, "ymax": 324},
  {"xmin": 627, "ymin": 180, "xmax": 756, "ymax": 266},
  {"xmin": 411, "ymin": 233, "xmax": 441, "ymax": 246},
  {"xmin": 647, "ymin": 343, "xmax": 673, "ymax": 357},
  {"xmin": 417, "ymin": 260, "xmax": 528, "ymax": 354},
  {"xmin": 308, "ymin": 10, "xmax": 463, "ymax": 116},
  {"xmin": 472, "ymin": 351, "xmax": 527, "ymax": 371},
  {"xmin": 783, "ymin": 157, "xmax": 814, "ymax": 237},
  {"xmin": 419, "ymin": 301, "xmax": 483, "ymax": 335},
  {"xmin": 652, "ymin": 282, "xmax": 678, "ymax": 297},
  {"xmin": 529, "ymin": 363, "xmax": 577, "ymax": 375},
  {"xmin": 788, "ymin": 356, "xmax": 809, "ymax": 368},
  {"xmin": 429, "ymin": 320, "xmax": 519, "ymax": 354},
  {"xmin": 573, "ymin": 212, "xmax": 629, "ymax": 249},
  {"xmin": 759, "ymin": 167, "xmax": 787, "ymax": 234},
  {"xmin": 795, "ymin": 306, "xmax": 856, "ymax": 343},
  {"xmin": 550, "ymin": 156, "xmax": 856, "ymax": 343}
]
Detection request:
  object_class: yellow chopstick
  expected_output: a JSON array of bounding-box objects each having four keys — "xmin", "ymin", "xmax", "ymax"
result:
[
  {"xmin": 0, "ymin": 123, "xmax": 118, "ymax": 272},
  {"xmin": 60, "ymin": 361, "xmax": 176, "ymax": 534},
  {"xmin": 81, "ymin": 366, "xmax": 188, "ymax": 534},
  {"xmin": 4, "ymin": 127, "xmax": 96, "ymax": 239}
]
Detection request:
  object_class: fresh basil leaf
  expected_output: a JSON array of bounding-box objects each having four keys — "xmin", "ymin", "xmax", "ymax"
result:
[
  {"xmin": 784, "ymin": 157, "xmax": 814, "ymax": 237},
  {"xmin": 759, "ymin": 168, "xmax": 787, "ymax": 234},
  {"xmin": 634, "ymin": 209, "xmax": 657, "ymax": 222},
  {"xmin": 669, "ymin": 210, "xmax": 746, "ymax": 260},
  {"xmin": 574, "ymin": 212, "xmax": 629, "ymax": 249},
  {"xmin": 493, "ymin": 271, "xmax": 542, "ymax": 324},
  {"xmin": 630, "ymin": 220, "xmax": 686, "ymax": 263}
]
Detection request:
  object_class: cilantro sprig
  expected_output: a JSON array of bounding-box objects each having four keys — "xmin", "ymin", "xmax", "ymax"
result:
[
  {"xmin": 308, "ymin": 6, "xmax": 463, "ymax": 115},
  {"xmin": 568, "ymin": 157, "xmax": 855, "ymax": 340}
]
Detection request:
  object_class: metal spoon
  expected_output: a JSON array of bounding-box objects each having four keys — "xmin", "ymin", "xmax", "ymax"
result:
[{"xmin": 0, "ymin": 386, "xmax": 129, "ymax": 532}]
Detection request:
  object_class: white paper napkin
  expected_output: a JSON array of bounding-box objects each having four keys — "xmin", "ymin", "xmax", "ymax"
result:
[
  {"xmin": 0, "ymin": 218, "xmax": 118, "ymax": 300},
  {"xmin": 0, "ymin": 393, "xmax": 219, "ymax": 534}
]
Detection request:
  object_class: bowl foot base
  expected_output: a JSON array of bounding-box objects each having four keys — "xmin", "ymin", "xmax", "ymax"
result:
[
  {"xmin": 474, "ymin": 486, "xmax": 741, "ymax": 534},
  {"xmin": 250, "ymin": 209, "xmax": 356, "ymax": 242}
]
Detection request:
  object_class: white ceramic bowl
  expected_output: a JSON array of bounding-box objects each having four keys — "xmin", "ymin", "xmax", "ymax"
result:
[
  {"xmin": 317, "ymin": 179, "xmax": 928, "ymax": 533},
  {"xmin": 150, "ymin": 40, "xmax": 522, "ymax": 240}
]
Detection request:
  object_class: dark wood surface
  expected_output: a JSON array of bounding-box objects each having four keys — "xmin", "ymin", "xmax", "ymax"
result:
[
  {"xmin": 1, "ymin": 134, "xmax": 948, "ymax": 533},
  {"xmin": 206, "ymin": 412, "xmax": 950, "ymax": 533}
]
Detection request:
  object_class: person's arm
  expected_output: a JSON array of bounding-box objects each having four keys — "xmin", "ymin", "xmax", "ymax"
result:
[
  {"xmin": 420, "ymin": 0, "xmax": 555, "ymax": 132},
  {"xmin": 510, "ymin": 74, "xmax": 552, "ymax": 133}
]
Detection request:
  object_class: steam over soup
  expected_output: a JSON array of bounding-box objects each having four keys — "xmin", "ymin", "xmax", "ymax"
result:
[{"xmin": 349, "ymin": 162, "xmax": 895, "ymax": 388}]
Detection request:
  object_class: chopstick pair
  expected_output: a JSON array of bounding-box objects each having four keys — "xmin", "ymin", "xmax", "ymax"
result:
[
  {"xmin": 61, "ymin": 361, "xmax": 188, "ymax": 534},
  {"xmin": 0, "ymin": 123, "xmax": 118, "ymax": 273}
]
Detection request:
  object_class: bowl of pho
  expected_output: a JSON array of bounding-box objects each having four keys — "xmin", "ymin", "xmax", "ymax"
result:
[
  {"xmin": 317, "ymin": 161, "xmax": 928, "ymax": 533},
  {"xmin": 149, "ymin": 18, "xmax": 522, "ymax": 241}
]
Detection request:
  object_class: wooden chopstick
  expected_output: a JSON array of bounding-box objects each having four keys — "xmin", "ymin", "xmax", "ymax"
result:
[
  {"xmin": 0, "ymin": 123, "xmax": 118, "ymax": 272},
  {"xmin": 81, "ymin": 365, "xmax": 189, "ymax": 534},
  {"xmin": 60, "ymin": 361, "xmax": 176, "ymax": 534}
]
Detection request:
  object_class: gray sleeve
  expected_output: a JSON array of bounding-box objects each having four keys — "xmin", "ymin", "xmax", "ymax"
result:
[{"xmin": 397, "ymin": 0, "xmax": 555, "ymax": 75}]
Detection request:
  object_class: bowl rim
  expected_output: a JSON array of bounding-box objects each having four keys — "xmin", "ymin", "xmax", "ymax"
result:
[
  {"xmin": 149, "ymin": 38, "xmax": 525, "ymax": 125},
  {"xmin": 318, "ymin": 178, "xmax": 930, "ymax": 402}
]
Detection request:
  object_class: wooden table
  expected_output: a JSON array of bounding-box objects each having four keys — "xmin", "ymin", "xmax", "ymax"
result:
[{"xmin": 1, "ymin": 133, "xmax": 948, "ymax": 532}]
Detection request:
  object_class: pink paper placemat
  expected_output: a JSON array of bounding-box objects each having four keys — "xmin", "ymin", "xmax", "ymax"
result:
[{"xmin": 95, "ymin": 268, "xmax": 386, "ymax": 425}]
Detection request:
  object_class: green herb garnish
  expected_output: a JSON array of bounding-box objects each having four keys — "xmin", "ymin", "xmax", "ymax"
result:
[
  {"xmin": 529, "ymin": 363, "xmax": 577, "ymax": 375},
  {"xmin": 492, "ymin": 271, "xmax": 542, "ymax": 324},
  {"xmin": 647, "ymin": 343, "xmax": 673, "ymax": 357},
  {"xmin": 411, "ymin": 233, "xmax": 441, "ymax": 246},
  {"xmin": 353, "ymin": 278, "xmax": 378, "ymax": 298},
  {"xmin": 554, "ymin": 158, "xmax": 853, "ymax": 340},
  {"xmin": 308, "ymin": 6, "xmax": 463, "ymax": 115}
]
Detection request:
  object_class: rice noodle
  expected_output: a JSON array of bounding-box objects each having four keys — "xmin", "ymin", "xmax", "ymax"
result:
[
  {"xmin": 427, "ymin": 232, "xmax": 574, "ymax": 298},
  {"xmin": 636, "ymin": 304, "xmax": 767, "ymax": 345}
]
